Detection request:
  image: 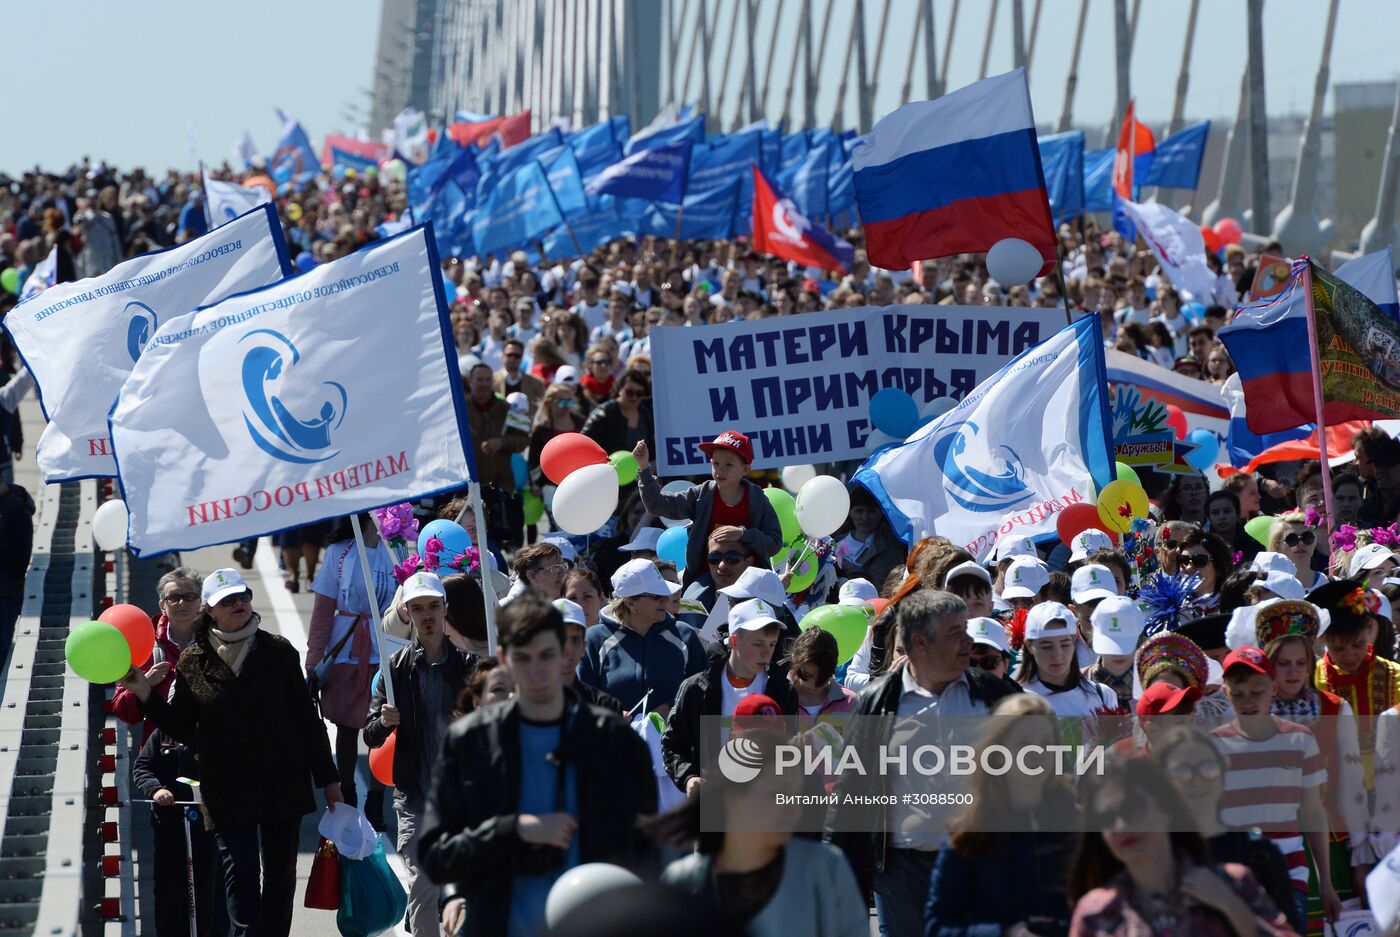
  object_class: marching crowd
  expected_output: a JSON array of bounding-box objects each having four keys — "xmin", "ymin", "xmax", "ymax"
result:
[{"xmin": 2, "ymin": 159, "xmax": 1399, "ymax": 937}]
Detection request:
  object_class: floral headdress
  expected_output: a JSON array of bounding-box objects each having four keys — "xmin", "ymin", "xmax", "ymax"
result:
[
  {"xmin": 1253, "ymin": 599, "xmax": 1321, "ymax": 648},
  {"xmin": 1135, "ymin": 632, "xmax": 1208, "ymax": 689},
  {"xmin": 1340, "ymin": 586, "xmax": 1382, "ymax": 617}
]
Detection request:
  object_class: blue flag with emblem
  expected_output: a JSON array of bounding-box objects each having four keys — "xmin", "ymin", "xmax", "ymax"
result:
[
  {"xmin": 471, "ymin": 162, "xmax": 566, "ymax": 257},
  {"xmin": 270, "ymin": 109, "xmax": 322, "ymax": 184},
  {"xmin": 108, "ymin": 225, "xmax": 474, "ymax": 558},
  {"xmin": 586, "ymin": 141, "xmax": 691, "ymax": 204},
  {"xmin": 854, "ymin": 314, "xmax": 1114, "ymax": 559}
]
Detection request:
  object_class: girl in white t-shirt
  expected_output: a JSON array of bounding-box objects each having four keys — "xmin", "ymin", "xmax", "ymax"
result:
[{"xmin": 1017, "ymin": 601, "xmax": 1118, "ymax": 747}]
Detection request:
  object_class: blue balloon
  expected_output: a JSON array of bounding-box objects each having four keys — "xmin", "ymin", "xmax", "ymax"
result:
[
  {"xmin": 420, "ymin": 518, "xmax": 471, "ymax": 556},
  {"xmin": 869, "ymin": 387, "xmax": 919, "ymax": 438},
  {"xmin": 657, "ymin": 525, "xmax": 689, "ymax": 570},
  {"xmin": 510, "ymin": 452, "xmax": 529, "ymax": 489},
  {"xmin": 1184, "ymin": 429, "xmax": 1219, "ymax": 470}
]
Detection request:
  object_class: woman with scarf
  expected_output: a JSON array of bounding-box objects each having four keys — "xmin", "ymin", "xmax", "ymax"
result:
[
  {"xmin": 111, "ymin": 567, "xmax": 204, "ymax": 743},
  {"xmin": 119, "ymin": 568, "xmax": 341, "ymax": 937}
]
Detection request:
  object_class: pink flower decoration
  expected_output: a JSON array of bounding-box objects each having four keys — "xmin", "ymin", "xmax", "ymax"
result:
[
  {"xmin": 1332, "ymin": 524, "xmax": 1359, "ymax": 553},
  {"xmin": 423, "ymin": 535, "xmax": 444, "ymax": 571},
  {"xmin": 1374, "ymin": 524, "xmax": 1400, "ymax": 548},
  {"xmin": 392, "ymin": 553, "xmax": 423, "ymax": 584},
  {"xmin": 1304, "ymin": 508, "xmax": 1322, "ymax": 528}
]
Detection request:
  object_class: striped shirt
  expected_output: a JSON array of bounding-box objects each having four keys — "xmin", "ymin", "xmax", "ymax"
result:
[{"xmin": 1211, "ymin": 718, "xmax": 1325, "ymax": 892}]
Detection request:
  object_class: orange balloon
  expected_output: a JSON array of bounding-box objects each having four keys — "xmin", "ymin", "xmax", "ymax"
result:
[
  {"xmin": 369, "ymin": 729, "xmax": 396, "ymax": 786},
  {"xmin": 869, "ymin": 598, "xmax": 891, "ymax": 618},
  {"xmin": 98, "ymin": 604, "xmax": 156, "ymax": 667}
]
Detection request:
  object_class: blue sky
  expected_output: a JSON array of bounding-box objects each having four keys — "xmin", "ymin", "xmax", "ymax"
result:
[{"xmin": 4, "ymin": 0, "xmax": 1399, "ymax": 174}]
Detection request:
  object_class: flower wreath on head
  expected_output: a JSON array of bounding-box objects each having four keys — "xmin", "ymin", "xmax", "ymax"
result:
[
  {"xmin": 1340, "ymin": 586, "xmax": 1382, "ymax": 617},
  {"xmin": 391, "ymin": 535, "xmax": 481, "ymax": 584}
]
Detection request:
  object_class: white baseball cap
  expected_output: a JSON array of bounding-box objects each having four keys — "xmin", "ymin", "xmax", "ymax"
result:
[
  {"xmin": 541, "ymin": 535, "xmax": 578, "ymax": 564},
  {"xmin": 838, "ymin": 578, "xmax": 879, "ymax": 605},
  {"xmin": 505, "ymin": 391, "xmax": 531, "ymax": 414},
  {"xmin": 554, "ymin": 365, "xmax": 580, "ymax": 386},
  {"xmin": 1024, "ymin": 601, "xmax": 1076, "ymax": 641},
  {"xmin": 1070, "ymin": 564, "xmax": 1119, "ymax": 604},
  {"xmin": 943, "ymin": 560, "xmax": 992, "ymax": 589},
  {"xmin": 620, "ymin": 527, "xmax": 663, "ymax": 553},
  {"xmin": 1089, "ymin": 596, "xmax": 1146, "ymax": 656},
  {"xmin": 1250, "ymin": 552, "xmax": 1296, "ymax": 576},
  {"xmin": 202, "ymin": 568, "xmax": 250, "ymax": 606},
  {"xmin": 1069, "ymin": 529, "xmax": 1114, "ymax": 563},
  {"xmin": 967, "ymin": 617, "xmax": 1010, "ymax": 653},
  {"xmin": 1255, "ymin": 570, "xmax": 1306, "ymax": 601},
  {"xmin": 718, "ymin": 568, "xmax": 788, "ymax": 609},
  {"xmin": 402, "ymin": 571, "xmax": 446, "ymax": 604},
  {"xmin": 1350, "ymin": 542, "xmax": 1398, "ymax": 578},
  {"xmin": 728, "ymin": 598, "xmax": 783, "ymax": 633},
  {"xmin": 553, "ymin": 598, "xmax": 587, "ymax": 629},
  {"xmin": 993, "ymin": 534, "xmax": 1038, "ymax": 563},
  {"xmin": 1001, "ymin": 558, "xmax": 1049, "ymax": 599},
  {"xmin": 611, "ymin": 558, "xmax": 682, "ymax": 598}
]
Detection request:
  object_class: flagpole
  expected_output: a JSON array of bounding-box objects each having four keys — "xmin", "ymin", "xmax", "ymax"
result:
[
  {"xmin": 469, "ymin": 482, "xmax": 501, "ymax": 651},
  {"xmin": 1300, "ymin": 258, "xmax": 1337, "ymax": 535},
  {"xmin": 350, "ymin": 513, "xmax": 395, "ymax": 708},
  {"xmin": 668, "ymin": 205, "xmax": 686, "ymax": 269}
]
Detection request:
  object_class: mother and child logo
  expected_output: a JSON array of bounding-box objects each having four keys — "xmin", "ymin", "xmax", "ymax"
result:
[{"xmin": 239, "ymin": 328, "xmax": 348, "ymax": 465}]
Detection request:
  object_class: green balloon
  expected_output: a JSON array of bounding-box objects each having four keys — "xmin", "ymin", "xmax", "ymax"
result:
[
  {"xmin": 608, "ymin": 450, "xmax": 638, "ymax": 486},
  {"xmin": 1244, "ymin": 514, "xmax": 1274, "ymax": 547},
  {"xmin": 763, "ymin": 487, "xmax": 800, "ymax": 545},
  {"xmin": 1114, "ymin": 461, "xmax": 1140, "ymax": 486},
  {"xmin": 786, "ymin": 549, "xmax": 819, "ymax": 594},
  {"xmin": 523, "ymin": 491, "xmax": 545, "ymax": 525},
  {"xmin": 66, "ymin": 620, "xmax": 132, "ymax": 684},
  {"xmin": 799, "ymin": 604, "xmax": 868, "ymax": 666},
  {"xmin": 0, "ymin": 268, "xmax": 17, "ymax": 296}
]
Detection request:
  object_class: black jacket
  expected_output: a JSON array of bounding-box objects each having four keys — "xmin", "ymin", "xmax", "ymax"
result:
[
  {"xmin": 0, "ymin": 482, "xmax": 34, "ymax": 601},
  {"xmin": 132, "ymin": 728, "xmax": 202, "ymax": 830},
  {"xmin": 142, "ymin": 622, "xmax": 339, "ymax": 831},
  {"xmin": 570, "ymin": 679, "xmax": 622, "ymax": 713},
  {"xmin": 661, "ymin": 651, "xmax": 800, "ymax": 791},
  {"xmin": 822, "ymin": 663, "xmax": 1021, "ymax": 882},
  {"xmin": 418, "ymin": 696, "xmax": 658, "ymax": 937},
  {"xmin": 580, "ymin": 398, "xmax": 654, "ymax": 458},
  {"xmin": 364, "ymin": 641, "xmax": 477, "ymax": 803}
]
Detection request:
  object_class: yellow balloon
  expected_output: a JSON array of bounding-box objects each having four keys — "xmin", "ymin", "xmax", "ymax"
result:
[{"xmin": 1096, "ymin": 480, "xmax": 1149, "ymax": 533}]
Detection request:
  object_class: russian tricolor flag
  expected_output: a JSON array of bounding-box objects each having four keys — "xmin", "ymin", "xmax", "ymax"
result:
[{"xmin": 853, "ymin": 69, "xmax": 1056, "ymax": 272}]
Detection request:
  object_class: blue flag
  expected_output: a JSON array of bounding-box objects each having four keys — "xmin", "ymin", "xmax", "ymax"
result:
[
  {"xmin": 541, "ymin": 196, "xmax": 636, "ymax": 259},
  {"xmin": 780, "ymin": 131, "xmax": 811, "ymax": 174},
  {"xmin": 1038, "ymin": 131, "xmax": 1085, "ymax": 224},
  {"xmin": 827, "ymin": 138, "xmax": 859, "ymax": 216},
  {"xmin": 586, "ymin": 141, "xmax": 691, "ymax": 204},
  {"xmin": 270, "ymin": 110, "xmax": 321, "ymax": 184},
  {"xmin": 639, "ymin": 179, "xmax": 743, "ymax": 240},
  {"xmin": 471, "ymin": 162, "xmax": 565, "ymax": 257},
  {"xmin": 1084, "ymin": 146, "xmax": 1152, "ymax": 211},
  {"xmin": 329, "ymin": 146, "xmax": 379, "ymax": 174},
  {"xmin": 689, "ymin": 131, "xmax": 762, "ymax": 200},
  {"xmin": 777, "ymin": 142, "xmax": 830, "ymax": 219},
  {"xmin": 625, "ymin": 115, "xmax": 704, "ymax": 156},
  {"xmin": 541, "ymin": 147, "xmax": 589, "ymax": 218},
  {"xmin": 419, "ymin": 179, "xmax": 474, "ymax": 259},
  {"xmin": 495, "ymin": 129, "xmax": 565, "ymax": 176},
  {"xmin": 568, "ymin": 120, "xmax": 626, "ymax": 184},
  {"xmin": 1139, "ymin": 121, "xmax": 1211, "ymax": 189}
]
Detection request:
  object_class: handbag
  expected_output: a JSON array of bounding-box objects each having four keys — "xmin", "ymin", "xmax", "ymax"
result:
[
  {"xmin": 310, "ymin": 544, "xmax": 376, "ymax": 728},
  {"xmin": 304, "ymin": 837, "xmax": 341, "ymax": 910}
]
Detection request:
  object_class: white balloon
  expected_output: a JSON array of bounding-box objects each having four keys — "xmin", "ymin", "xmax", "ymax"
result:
[
  {"xmin": 659, "ymin": 480, "xmax": 692, "ymax": 527},
  {"xmin": 552, "ymin": 464, "xmax": 620, "ymax": 534},
  {"xmin": 795, "ymin": 475, "xmax": 851, "ymax": 539},
  {"xmin": 545, "ymin": 863, "xmax": 642, "ymax": 929},
  {"xmin": 780, "ymin": 464, "xmax": 817, "ymax": 493},
  {"xmin": 866, "ymin": 429, "xmax": 900, "ymax": 454},
  {"xmin": 921, "ymin": 396, "xmax": 957, "ymax": 419},
  {"xmin": 91, "ymin": 499, "xmax": 129, "ymax": 551},
  {"xmin": 985, "ymin": 237, "xmax": 1043, "ymax": 286}
]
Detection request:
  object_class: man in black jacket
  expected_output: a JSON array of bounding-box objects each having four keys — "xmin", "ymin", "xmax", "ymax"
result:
[
  {"xmin": 364, "ymin": 571, "xmax": 476, "ymax": 937},
  {"xmin": 662, "ymin": 598, "xmax": 798, "ymax": 797},
  {"xmin": 823, "ymin": 590, "xmax": 1020, "ymax": 937},
  {"xmin": 420, "ymin": 593, "xmax": 656, "ymax": 937}
]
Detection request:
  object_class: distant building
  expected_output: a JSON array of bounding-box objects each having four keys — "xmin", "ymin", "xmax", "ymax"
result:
[{"xmin": 369, "ymin": 0, "xmax": 441, "ymax": 134}]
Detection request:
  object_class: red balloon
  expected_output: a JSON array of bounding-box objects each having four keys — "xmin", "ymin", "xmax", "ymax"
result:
[
  {"xmin": 1165, "ymin": 404, "xmax": 1188, "ymax": 440},
  {"xmin": 98, "ymin": 604, "xmax": 156, "ymax": 667},
  {"xmin": 1056, "ymin": 503, "xmax": 1105, "ymax": 547},
  {"xmin": 869, "ymin": 598, "xmax": 890, "ymax": 619},
  {"xmin": 539, "ymin": 433, "xmax": 608, "ymax": 485},
  {"xmin": 1199, "ymin": 225, "xmax": 1221, "ymax": 254},
  {"xmin": 369, "ymin": 729, "xmax": 396, "ymax": 786},
  {"xmin": 1213, "ymin": 217, "xmax": 1243, "ymax": 246}
]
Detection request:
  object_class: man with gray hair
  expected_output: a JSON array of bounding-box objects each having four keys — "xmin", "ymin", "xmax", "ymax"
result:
[
  {"xmin": 111, "ymin": 567, "xmax": 204, "ymax": 742},
  {"xmin": 824, "ymin": 590, "xmax": 1020, "ymax": 937}
]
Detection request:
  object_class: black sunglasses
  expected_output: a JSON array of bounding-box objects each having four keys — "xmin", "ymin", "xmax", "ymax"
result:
[
  {"xmin": 216, "ymin": 590, "xmax": 252, "ymax": 608},
  {"xmin": 1283, "ymin": 530, "xmax": 1316, "ymax": 548},
  {"xmin": 1090, "ymin": 794, "xmax": 1148, "ymax": 830},
  {"xmin": 1180, "ymin": 553, "xmax": 1213, "ymax": 570},
  {"xmin": 707, "ymin": 550, "xmax": 746, "ymax": 566},
  {"xmin": 969, "ymin": 653, "xmax": 1003, "ymax": 670}
]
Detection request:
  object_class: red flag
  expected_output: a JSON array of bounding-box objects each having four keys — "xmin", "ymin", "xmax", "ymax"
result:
[
  {"xmin": 495, "ymin": 111, "xmax": 533, "ymax": 148},
  {"xmin": 1112, "ymin": 100, "xmax": 1137, "ymax": 201},
  {"xmin": 751, "ymin": 167, "xmax": 853, "ymax": 273}
]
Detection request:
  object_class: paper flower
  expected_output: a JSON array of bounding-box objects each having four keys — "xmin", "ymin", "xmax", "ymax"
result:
[
  {"xmin": 1341, "ymin": 587, "xmax": 1382, "ymax": 616},
  {"xmin": 392, "ymin": 553, "xmax": 424, "ymax": 584},
  {"xmin": 373, "ymin": 503, "xmax": 419, "ymax": 546},
  {"xmin": 422, "ymin": 535, "xmax": 444, "ymax": 571},
  {"xmin": 1332, "ymin": 524, "xmax": 1359, "ymax": 553},
  {"xmin": 1373, "ymin": 524, "xmax": 1400, "ymax": 548},
  {"xmin": 1304, "ymin": 507, "xmax": 1323, "ymax": 529}
]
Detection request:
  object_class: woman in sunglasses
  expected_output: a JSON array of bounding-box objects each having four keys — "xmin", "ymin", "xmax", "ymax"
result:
[
  {"xmin": 1267, "ymin": 512, "xmax": 1327, "ymax": 592},
  {"xmin": 1068, "ymin": 755, "xmax": 1295, "ymax": 937},
  {"xmin": 120, "ymin": 568, "xmax": 342, "ymax": 937},
  {"xmin": 579, "ymin": 343, "xmax": 617, "ymax": 410},
  {"xmin": 1152, "ymin": 725, "xmax": 1303, "ymax": 935},
  {"xmin": 581, "ymin": 367, "xmax": 654, "ymax": 461},
  {"xmin": 1175, "ymin": 530, "xmax": 1234, "ymax": 613}
]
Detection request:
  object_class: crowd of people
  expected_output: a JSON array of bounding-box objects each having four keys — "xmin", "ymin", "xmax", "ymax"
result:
[{"xmin": 2, "ymin": 158, "xmax": 1399, "ymax": 937}]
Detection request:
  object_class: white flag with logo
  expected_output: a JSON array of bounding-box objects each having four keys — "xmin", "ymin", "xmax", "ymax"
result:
[
  {"xmin": 854, "ymin": 315, "xmax": 1115, "ymax": 561},
  {"xmin": 202, "ymin": 166, "xmax": 273, "ymax": 229},
  {"xmin": 2, "ymin": 204, "xmax": 290, "ymax": 482},
  {"xmin": 18, "ymin": 247, "xmax": 57, "ymax": 303},
  {"xmin": 1119, "ymin": 199, "xmax": 1219, "ymax": 302},
  {"xmin": 110, "ymin": 226, "xmax": 475, "ymax": 558}
]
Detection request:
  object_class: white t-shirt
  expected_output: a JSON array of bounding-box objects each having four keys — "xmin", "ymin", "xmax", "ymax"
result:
[
  {"xmin": 1024, "ymin": 677, "xmax": 1118, "ymax": 724},
  {"xmin": 720, "ymin": 667, "xmax": 769, "ymax": 717},
  {"xmin": 572, "ymin": 299, "xmax": 609, "ymax": 333},
  {"xmin": 311, "ymin": 540, "xmax": 398, "ymax": 666},
  {"xmin": 476, "ymin": 334, "xmax": 508, "ymax": 372}
]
